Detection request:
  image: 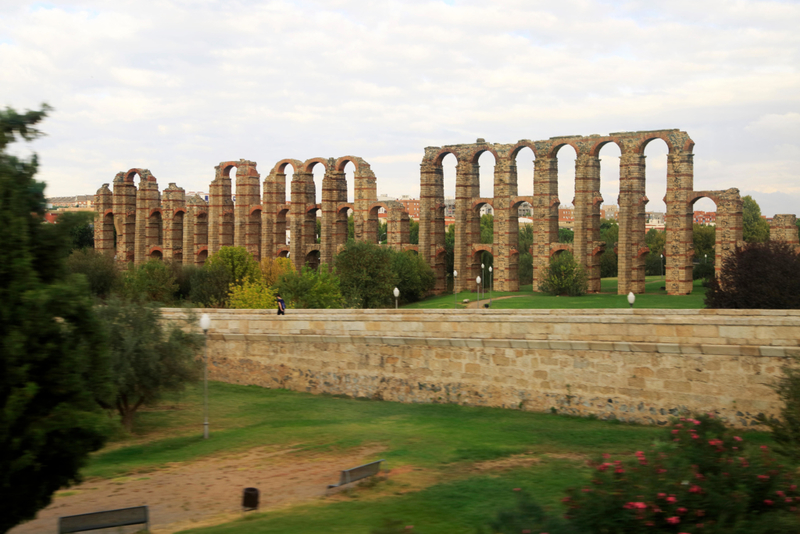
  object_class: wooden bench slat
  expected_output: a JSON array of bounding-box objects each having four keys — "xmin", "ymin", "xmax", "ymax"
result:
[
  {"xmin": 328, "ymin": 459, "xmax": 385, "ymax": 489},
  {"xmin": 59, "ymin": 506, "xmax": 148, "ymax": 534}
]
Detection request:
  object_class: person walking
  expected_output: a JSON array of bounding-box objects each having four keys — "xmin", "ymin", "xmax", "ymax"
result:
[{"xmin": 276, "ymin": 294, "xmax": 286, "ymax": 316}]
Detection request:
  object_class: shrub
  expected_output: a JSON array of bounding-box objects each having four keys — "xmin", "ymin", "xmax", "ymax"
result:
[
  {"xmin": 693, "ymin": 259, "xmax": 715, "ymax": 281},
  {"xmin": 260, "ymin": 256, "xmax": 294, "ymax": 287},
  {"xmin": 335, "ymin": 241, "xmax": 396, "ymax": 308},
  {"xmin": 121, "ymin": 259, "xmax": 178, "ymax": 304},
  {"xmin": 518, "ymin": 252, "xmax": 533, "ymax": 286},
  {"xmin": 390, "ymin": 250, "xmax": 435, "ymax": 304},
  {"xmin": 759, "ymin": 360, "xmax": 800, "ymax": 462},
  {"xmin": 187, "ymin": 262, "xmax": 232, "ymax": 308},
  {"xmin": 705, "ymin": 242, "xmax": 800, "ymax": 309},
  {"xmin": 65, "ymin": 249, "xmax": 120, "ymax": 299},
  {"xmin": 276, "ymin": 265, "xmax": 343, "ymax": 309},
  {"xmin": 563, "ymin": 415, "xmax": 800, "ymax": 534},
  {"xmin": 645, "ymin": 252, "xmax": 664, "ymax": 276},
  {"xmin": 540, "ymin": 252, "xmax": 588, "ymax": 296},
  {"xmin": 205, "ymin": 246, "xmax": 261, "ymax": 286},
  {"xmin": 228, "ymin": 280, "xmax": 277, "ymax": 310}
]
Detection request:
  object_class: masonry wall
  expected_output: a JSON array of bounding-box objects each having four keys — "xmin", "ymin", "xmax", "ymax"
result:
[{"xmin": 161, "ymin": 308, "xmax": 800, "ymax": 428}]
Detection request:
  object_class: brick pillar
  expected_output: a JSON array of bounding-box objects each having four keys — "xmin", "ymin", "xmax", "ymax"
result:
[
  {"xmin": 419, "ymin": 158, "xmax": 445, "ymax": 291},
  {"xmin": 454, "ymin": 160, "xmax": 477, "ymax": 293},
  {"xmin": 665, "ymin": 151, "xmax": 694, "ymax": 295},
  {"xmin": 572, "ymin": 154, "xmax": 602, "ymax": 293},
  {"xmin": 232, "ymin": 160, "xmax": 261, "ymax": 259},
  {"xmin": 493, "ymin": 154, "xmax": 517, "ymax": 292},
  {"xmin": 771, "ymin": 214, "xmax": 800, "ymax": 246},
  {"xmin": 162, "ymin": 183, "xmax": 186, "ymax": 262},
  {"xmin": 290, "ymin": 170, "xmax": 313, "ymax": 272},
  {"xmin": 113, "ymin": 172, "xmax": 136, "ymax": 266},
  {"xmin": 134, "ymin": 171, "xmax": 159, "ymax": 266},
  {"xmin": 184, "ymin": 195, "xmax": 208, "ymax": 266},
  {"xmin": 354, "ymin": 162, "xmax": 378, "ymax": 244},
  {"xmin": 387, "ymin": 202, "xmax": 409, "ymax": 250},
  {"xmin": 321, "ymin": 169, "xmax": 343, "ymax": 267},
  {"xmin": 208, "ymin": 164, "xmax": 233, "ymax": 257},
  {"xmin": 618, "ymin": 152, "xmax": 647, "ymax": 294},
  {"xmin": 93, "ymin": 184, "xmax": 114, "ymax": 257},
  {"xmin": 715, "ymin": 188, "xmax": 744, "ymax": 279},
  {"xmin": 532, "ymin": 156, "xmax": 559, "ymax": 291}
]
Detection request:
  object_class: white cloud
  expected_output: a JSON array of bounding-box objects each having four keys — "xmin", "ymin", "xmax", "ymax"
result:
[{"xmin": 0, "ymin": 0, "xmax": 798, "ymax": 216}]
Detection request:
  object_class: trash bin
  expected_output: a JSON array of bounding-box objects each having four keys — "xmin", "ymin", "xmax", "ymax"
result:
[{"xmin": 242, "ymin": 487, "xmax": 259, "ymax": 511}]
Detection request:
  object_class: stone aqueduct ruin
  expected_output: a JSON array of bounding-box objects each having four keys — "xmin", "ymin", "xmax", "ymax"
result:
[{"xmin": 94, "ymin": 129, "xmax": 799, "ymax": 296}]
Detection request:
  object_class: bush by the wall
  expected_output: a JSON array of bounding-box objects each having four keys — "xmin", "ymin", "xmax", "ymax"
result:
[
  {"xmin": 187, "ymin": 262, "xmax": 231, "ymax": 307},
  {"xmin": 390, "ymin": 250, "xmax": 435, "ymax": 304},
  {"xmin": 121, "ymin": 259, "xmax": 178, "ymax": 304},
  {"xmin": 66, "ymin": 249, "xmax": 120, "ymax": 299},
  {"xmin": 276, "ymin": 265, "xmax": 343, "ymax": 309},
  {"xmin": 540, "ymin": 252, "xmax": 588, "ymax": 296},
  {"xmin": 228, "ymin": 280, "xmax": 277, "ymax": 310}
]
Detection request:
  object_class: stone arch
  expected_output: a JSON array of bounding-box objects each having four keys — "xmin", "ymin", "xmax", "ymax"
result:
[{"xmin": 196, "ymin": 247, "xmax": 208, "ymax": 266}]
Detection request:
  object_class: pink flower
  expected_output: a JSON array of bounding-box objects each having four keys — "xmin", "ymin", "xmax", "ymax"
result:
[
  {"xmin": 658, "ymin": 468, "xmax": 667, "ymax": 474},
  {"xmin": 667, "ymin": 516, "xmax": 680, "ymax": 524},
  {"xmin": 689, "ymin": 485, "xmax": 702, "ymax": 494},
  {"xmin": 672, "ymin": 429, "xmax": 679, "ymax": 434},
  {"xmin": 657, "ymin": 493, "xmax": 666, "ymax": 499},
  {"xmin": 513, "ymin": 488, "xmax": 521, "ymax": 492},
  {"xmin": 667, "ymin": 496, "xmax": 677, "ymax": 503},
  {"xmin": 733, "ymin": 436, "xmax": 742, "ymax": 442},
  {"xmin": 764, "ymin": 499, "xmax": 774, "ymax": 505},
  {"xmin": 603, "ymin": 453, "xmax": 610, "ymax": 459},
  {"xmin": 776, "ymin": 490, "xmax": 785, "ymax": 497},
  {"xmin": 761, "ymin": 445, "xmax": 768, "ymax": 450},
  {"xmin": 677, "ymin": 507, "xmax": 687, "ymax": 514},
  {"xmin": 758, "ymin": 475, "xmax": 770, "ymax": 480}
]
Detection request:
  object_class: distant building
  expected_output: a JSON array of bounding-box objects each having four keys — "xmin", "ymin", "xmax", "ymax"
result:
[
  {"xmin": 397, "ymin": 195, "xmax": 420, "ymax": 219},
  {"xmin": 517, "ymin": 202, "xmax": 532, "ymax": 217},
  {"xmin": 602, "ymin": 204, "xmax": 619, "ymax": 220},
  {"xmin": 693, "ymin": 211, "xmax": 716, "ymax": 226},
  {"xmin": 46, "ymin": 195, "xmax": 94, "ymax": 210},
  {"xmin": 559, "ymin": 205, "xmax": 575, "ymax": 228}
]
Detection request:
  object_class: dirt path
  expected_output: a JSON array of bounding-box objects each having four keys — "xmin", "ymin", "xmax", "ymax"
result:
[{"xmin": 10, "ymin": 446, "xmax": 384, "ymax": 534}]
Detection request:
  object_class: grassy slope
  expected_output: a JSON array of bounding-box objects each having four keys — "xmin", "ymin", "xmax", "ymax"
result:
[
  {"xmin": 405, "ymin": 277, "xmax": 707, "ymax": 309},
  {"xmin": 83, "ymin": 383, "xmax": 772, "ymax": 534}
]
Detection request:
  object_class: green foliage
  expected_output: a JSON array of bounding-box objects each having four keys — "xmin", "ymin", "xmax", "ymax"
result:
[
  {"xmin": 336, "ymin": 241, "xmax": 397, "ymax": 308},
  {"xmin": 260, "ymin": 256, "xmax": 294, "ymax": 287},
  {"xmin": 1, "ymin": 104, "xmax": 113, "ymax": 532},
  {"xmin": 66, "ymin": 249, "xmax": 120, "ymax": 299},
  {"xmin": 645, "ymin": 228, "xmax": 666, "ymax": 254},
  {"xmin": 600, "ymin": 219, "xmax": 619, "ymax": 278},
  {"xmin": 276, "ymin": 265, "xmax": 344, "ymax": 309},
  {"xmin": 228, "ymin": 280, "xmax": 277, "ymax": 309},
  {"xmin": 315, "ymin": 218, "xmax": 321, "ymax": 244},
  {"xmin": 379, "ymin": 221, "xmax": 388, "ymax": 244},
  {"xmin": 348, "ymin": 214, "xmax": 355, "ymax": 241},
  {"xmin": 759, "ymin": 360, "xmax": 800, "ymax": 461},
  {"xmin": 518, "ymin": 224, "xmax": 533, "ymax": 255},
  {"xmin": 391, "ymin": 250, "xmax": 435, "ymax": 304},
  {"xmin": 409, "ymin": 218, "xmax": 419, "ymax": 245},
  {"xmin": 187, "ymin": 262, "xmax": 232, "ymax": 307},
  {"xmin": 371, "ymin": 519, "xmax": 425, "ymax": 534},
  {"xmin": 57, "ymin": 211, "xmax": 95, "ymax": 250},
  {"xmin": 95, "ymin": 299, "xmax": 204, "ymax": 430},
  {"xmin": 558, "ymin": 227, "xmax": 574, "ymax": 243},
  {"xmin": 705, "ymin": 241, "xmax": 800, "ymax": 309},
  {"xmin": 518, "ymin": 252, "xmax": 533, "ymax": 285},
  {"xmin": 645, "ymin": 252, "xmax": 665, "ymax": 276},
  {"xmin": 742, "ymin": 195, "xmax": 771, "ymax": 243},
  {"xmin": 693, "ymin": 259, "xmax": 715, "ymax": 281},
  {"xmin": 484, "ymin": 489, "xmax": 577, "ymax": 534},
  {"xmin": 561, "ymin": 414, "xmax": 800, "ymax": 534},
  {"xmin": 121, "ymin": 259, "xmax": 178, "ymax": 304},
  {"xmin": 693, "ymin": 223, "xmax": 716, "ymax": 261},
  {"xmin": 445, "ymin": 223, "xmax": 455, "ymax": 288},
  {"xmin": 541, "ymin": 252, "xmax": 588, "ymax": 296},
  {"xmin": 205, "ymin": 246, "xmax": 261, "ymax": 286},
  {"xmin": 480, "ymin": 213, "xmax": 493, "ymax": 244}
]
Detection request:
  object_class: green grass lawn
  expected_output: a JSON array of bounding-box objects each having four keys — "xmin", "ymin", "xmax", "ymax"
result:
[
  {"xmin": 82, "ymin": 382, "xmax": 771, "ymax": 533},
  {"xmin": 405, "ymin": 276, "xmax": 707, "ymax": 309}
]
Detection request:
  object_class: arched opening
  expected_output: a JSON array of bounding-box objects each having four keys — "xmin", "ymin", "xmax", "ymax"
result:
[
  {"xmin": 197, "ymin": 249, "xmax": 208, "ymax": 266},
  {"xmin": 278, "ymin": 249, "xmax": 289, "ymax": 258},
  {"xmin": 368, "ymin": 205, "xmax": 382, "ymax": 244},
  {"xmin": 172, "ymin": 210, "xmax": 184, "ymax": 263},
  {"xmin": 276, "ymin": 208, "xmax": 289, "ymax": 246},
  {"xmin": 124, "ymin": 213, "xmax": 136, "ymax": 263},
  {"xmin": 555, "ymin": 144, "xmax": 577, "ymax": 225},
  {"xmin": 248, "ymin": 208, "xmax": 262, "ymax": 259},
  {"xmin": 283, "ymin": 165, "xmax": 294, "ymax": 206},
  {"xmin": 312, "ymin": 163, "xmax": 324, "ymax": 207},
  {"xmin": 147, "ymin": 211, "xmax": 163, "ymax": 249},
  {"xmin": 515, "ymin": 146, "xmax": 534, "ymax": 198},
  {"xmin": 195, "ymin": 212, "xmax": 209, "ymax": 257},
  {"xmin": 597, "ymin": 141, "xmax": 622, "ymax": 290},
  {"xmin": 99, "ymin": 212, "xmax": 115, "ymax": 256},
  {"xmin": 336, "ymin": 206, "xmax": 350, "ymax": 249},
  {"xmin": 343, "ymin": 161, "xmax": 356, "ymax": 204},
  {"xmin": 439, "ymin": 152, "xmax": 458, "ymax": 291},
  {"xmin": 471, "ymin": 249, "xmax": 494, "ymax": 298},
  {"xmin": 690, "ymin": 195, "xmax": 718, "ymax": 285},
  {"xmin": 642, "ymin": 139, "xmax": 670, "ymax": 292},
  {"xmin": 305, "ymin": 249, "xmax": 320, "ymax": 271},
  {"xmin": 477, "ymin": 150, "xmax": 496, "ymax": 199},
  {"xmin": 150, "ymin": 249, "xmax": 163, "ymax": 260}
]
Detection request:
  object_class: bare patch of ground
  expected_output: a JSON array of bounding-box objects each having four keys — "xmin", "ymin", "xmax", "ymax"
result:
[{"xmin": 10, "ymin": 445, "xmax": 384, "ymax": 534}]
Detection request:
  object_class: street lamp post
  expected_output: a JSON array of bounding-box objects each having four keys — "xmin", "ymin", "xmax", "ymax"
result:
[
  {"xmin": 476, "ymin": 276, "xmax": 481, "ymax": 309},
  {"xmin": 481, "ymin": 263, "xmax": 485, "ymax": 301},
  {"xmin": 627, "ymin": 292, "xmax": 635, "ymax": 309},
  {"xmin": 660, "ymin": 253, "xmax": 664, "ymax": 280},
  {"xmin": 488, "ymin": 266, "xmax": 493, "ymax": 306},
  {"xmin": 453, "ymin": 270, "xmax": 458, "ymax": 309},
  {"xmin": 393, "ymin": 287, "xmax": 400, "ymax": 309},
  {"xmin": 199, "ymin": 313, "xmax": 211, "ymax": 439}
]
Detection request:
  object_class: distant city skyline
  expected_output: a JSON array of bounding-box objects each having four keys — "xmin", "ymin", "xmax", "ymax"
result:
[{"xmin": 6, "ymin": 1, "xmax": 799, "ymax": 218}]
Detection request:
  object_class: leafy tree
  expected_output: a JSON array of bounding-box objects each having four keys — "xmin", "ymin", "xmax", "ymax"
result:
[
  {"xmin": 693, "ymin": 223, "xmax": 716, "ymax": 261},
  {"xmin": 1, "ymin": 105, "xmax": 113, "ymax": 532},
  {"xmin": 558, "ymin": 227, "xmax": 574, "ymax": 243},
  {"xmin": 66, "ymin": 248, "xmax": 120, "ymax": 299},
  {"xmin": 379, "ymin": 220, "xmax": 388, "ymax": 244},
  {"xmin": 480, "ymin": 213, "xmax": 493, "ymax": 244},
  {"xmin": 705, "ymin": 241, "xmax": 800, "ymax": 309},
  {"xmin": 335, "ymin": 241, "xmax": 396, "ymax": 308},
  {"xmin": 348, "ymin": 214, "xmax": 355, "ymax": 241},
  {"xmin": 391, "ymin": 250, "xmax": 435, "ymax": 303},
  {"xmin": 444, "ymin": 223, "xmax": 455, "ymax": 289},
  {"xmin": 742, "ymin": 195, "xmax": 770, "ymax": 243},
  {"xmin": 260, "ymin": 256, "xmax": 294, "ymax": 287},
  {"xmin": 228, "ymin": 280, "xmax": 277, "ymax": 309},
  {"xmin": 645, "ymin": 228, "xmax": 665, "ymax": 254},
  {"xmin": 315, "ymin": 218, "xmax": 321, "ymax": 243},
  {"xmin": 121, "ymin": 259, "xmax": 178, "ymax": 304},
  {"xmin": 56, "ymin": 211, "xmax": 95, "ymax": 251},
  {"xmin": 518, "ymin": 224, "xmax": 533, "ymax": 255},
  {"xmin": 518, "ymin": 225, "xmax": 534, "ymax": 285},
  {"xmin": 599, "ymin": 219, "xmax": 619, "ymax": 278},
  {"xmin": 188, "ymin": 262, "xmax": 231, "ymax": 307},
  {"xmin": 541, "ymin": 252, "xmax": 588, "ymax": 296},
  {"xmin": 409, "ymin": 218, "xmax": 419, "ymax": 245},
  {"xmin": 96, "ymin": 299, "xmax": 204, "ymax": 431},
  {"xmin": 205, "ymin": 246, "xmax": 261, "ymax": 286},
  {"xmin": 277, "ymin": 264, "xmax": 344, "ymax": 309}
]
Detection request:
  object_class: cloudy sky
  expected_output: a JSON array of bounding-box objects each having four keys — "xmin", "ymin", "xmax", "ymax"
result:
[{"xmin": 2, "ymin": 0, "xmax": 799, "ymax": 216}]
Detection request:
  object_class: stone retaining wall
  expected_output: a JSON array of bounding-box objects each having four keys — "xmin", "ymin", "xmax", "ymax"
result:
[{"xmin": 162, "ymin": 308, "xmax": 800, "ymax": 427}]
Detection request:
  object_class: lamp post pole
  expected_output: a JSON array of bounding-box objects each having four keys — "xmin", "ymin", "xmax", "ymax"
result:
[
  {"xmin": 660, "ymin": 253, "xmax": 664, "ymax": 281},
  {"xmin": 489, "ymin": 266, "xmax": 493, "ymax": 306},
  {"xmin": 481, "ymin": 263, "xmax": 485, "ymax": 301},
  {"xmin": 476, "ymin": 276, "xmax": 481, "ymax": 309},
  {"xmin": 453, "ymin": 270, "xmax": 458, "ymax": 310},
  {"xmin": 199, "ymin": 313, "xmax": 211, "ymax": 439},
  {"xmin": 393, "ymin": 287, "xmax": 399, "ymax": 309}
]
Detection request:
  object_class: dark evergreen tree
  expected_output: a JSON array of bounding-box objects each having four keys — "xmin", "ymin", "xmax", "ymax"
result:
[
  {"xmin": 0, "ymin": 106, "xmax": 113, "ymax": 533},
  {"xmin": 335, "ymin": 240, "xmax": 396, "ymax": 308}
]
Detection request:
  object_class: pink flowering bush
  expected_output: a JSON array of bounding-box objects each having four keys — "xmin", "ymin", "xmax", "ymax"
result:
[
  {"xmin": 563, "ymin": 414, "xmax": 800, "ymax": 533},
  {"xmin": 485, "ymin": 415, "xmax": 800, "ymax": 534}
]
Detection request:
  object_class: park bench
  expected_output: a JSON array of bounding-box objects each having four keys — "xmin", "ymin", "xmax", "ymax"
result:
[
  {"xmin": 58, "ymin": 505, "xmax": 148, "ymax": 534},
  {"xmin": 327, "ymin": 459, "xmax": 385, "ymax": 489}
]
